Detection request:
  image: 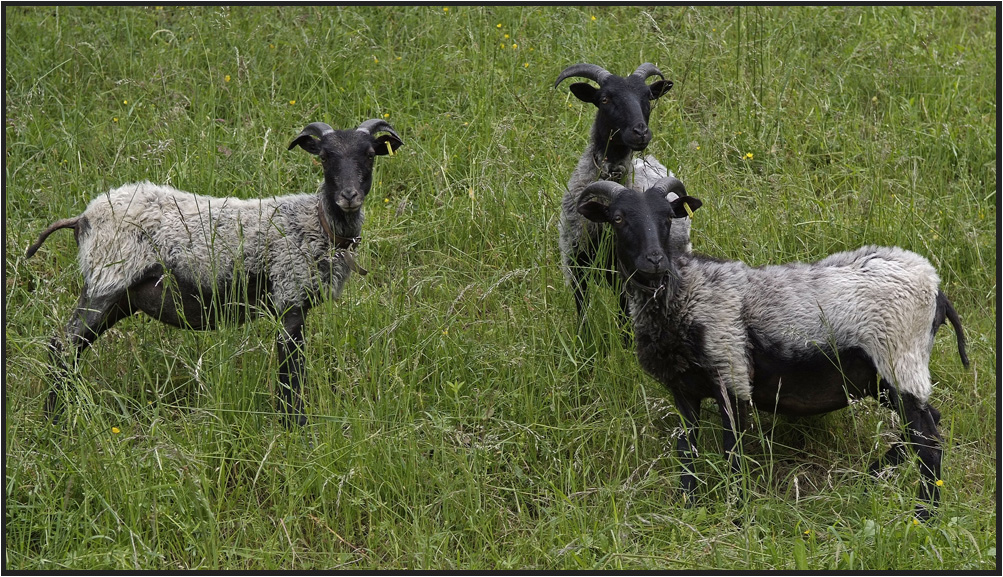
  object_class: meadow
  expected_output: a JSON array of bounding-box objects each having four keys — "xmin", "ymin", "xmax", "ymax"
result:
[{"xmin": 4, "ymin": 5, "xmax": 997, "ymax": 570}]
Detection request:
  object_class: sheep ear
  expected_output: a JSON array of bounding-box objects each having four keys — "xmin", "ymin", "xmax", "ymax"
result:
[
  {"xmin": 648, "ymin": 79, "xmax": 673, "ymax": 100},
  {"xmin": 374, "ymin": 134, "xmax": 404, "ymax": 156},
  {"xmin": 577, "ymin": 197, "xmax": 611, "ymax": 223},
  {"xmin": 577, "ymin": 181, "xmax": 622, "ymax": 223},
  {"xmin": 669, "ymin": 195, "xmax": 702, "ymax": 218},
  {"xmin": 569, "ymin": 82, "xmax": 599, "ymax": 104},
  {"xmin": 288, "ymin": 134, "xmax": 322, "ymax": 155}
]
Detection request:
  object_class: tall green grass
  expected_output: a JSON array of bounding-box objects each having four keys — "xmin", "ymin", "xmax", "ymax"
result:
[{"xmin": 5, "ymin": 5, "xmax": 996, "ymax": 570}]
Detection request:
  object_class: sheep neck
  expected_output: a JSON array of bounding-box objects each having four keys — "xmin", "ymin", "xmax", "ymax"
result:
[
  {"xmin": 623, "ymin": 257, "xmax": 683, "ymax": 323},
  {"xmin": 589, "ymin": 138, "xmax": 634, "ymax": 184},
  {"xmin": 625, "ymin": 260, "xmax": 697, "ymax": 382},
  {"xmin": 318, "ymin": 195, "xmax": 363, "ymax": 250}
]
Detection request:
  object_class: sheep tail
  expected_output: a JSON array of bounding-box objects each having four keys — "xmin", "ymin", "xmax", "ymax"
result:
[
  {"xmin": 936, "ymin": 289, "xmax": 970, "ymax": 368},
  {"xmin": 25, "ymin": 217, "xmax": 80, "ymax": 258}
]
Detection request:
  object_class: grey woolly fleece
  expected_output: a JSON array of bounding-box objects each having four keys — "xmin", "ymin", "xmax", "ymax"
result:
[
  {"xmin": 74, "ymin": 181, "xmax": 358, "ymax": 313},
  {"xmin": 628, "ymin": 244, "xmax": 942, "ymax": 403}
]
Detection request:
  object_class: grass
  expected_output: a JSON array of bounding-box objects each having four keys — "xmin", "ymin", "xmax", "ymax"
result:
[{"xmin": 4, "ymin": 5, "xmax": 997, "ymax": 570}]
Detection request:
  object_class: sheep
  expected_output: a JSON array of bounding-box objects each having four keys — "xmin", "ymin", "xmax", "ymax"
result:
[
  {"xmin": 26, "ymin": 119, "xmax": 403, "ymax": 426},
  {"xmin": 575, "ymin": 176, "xmax": 969, "ymax": 520},
  {"xmin": 555, "ymin": 62, "xmax": 689, "ymax": 330}
]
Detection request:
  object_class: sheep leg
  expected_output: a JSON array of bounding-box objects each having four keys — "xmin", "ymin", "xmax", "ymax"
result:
[
  {"xmin": 868, "ymin": 381, "xmax": 909, "ymax": 475},
  {"xmin": 571, "ymin": 270, "xmax": 589, "ymax": 319},
  {"xmin": 873, "ymin": 382, "xmax": 942, "ymax": 519},
  {"xmin": 672, "ymin": 390, "xmax": 702, "ymax": 506},
  {"xmin": 900, "ymin": 393, "xmax": 942, "ymax": 521},
  {"xmin": 45, "ymin": 288, "xmax": 133, "ymax": 420},
  {"xmin": 868, "ymin": 381, "xmax": 942, "ymax": 477},
  {"xmin": 713, "ymin": 387, "xmax": 743, "ymax": 502},
  {"xmin": 568, "ymin": 252, "xmax": 591, "ymax": 320},
  {"xmin": 276, "ymin": 308, "xmax": 307, "ymax": 427}
]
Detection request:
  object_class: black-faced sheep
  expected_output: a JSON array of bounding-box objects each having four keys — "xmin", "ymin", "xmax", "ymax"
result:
[
  {"xmin": 26, "ymin": 119, "xmax": 403, "ymax": 426},
  {"xmin": 555, "ymin": 63, "xmax": 688, "ymax": 330},
  {"xmin": 576, "ymin": 176, "xmax": 969, "ymax": 520}
]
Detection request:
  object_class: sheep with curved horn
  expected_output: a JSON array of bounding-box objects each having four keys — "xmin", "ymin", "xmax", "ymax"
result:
[
  {"xmin": 27, "ymin": 119, "xmax": 403, "ymax": 426},
  {"xmin": 555, "ymin": 62, "xmax": 686, "ymax": 334}
]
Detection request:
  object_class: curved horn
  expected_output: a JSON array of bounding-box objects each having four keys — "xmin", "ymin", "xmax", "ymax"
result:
[
  {"xmin": 649, "ymin": 176, "xmax": 687, "ymax": 197},
  {"xmin": 554, "ymin": 63, "xmax": 612, "ymax": 88},
  {"xmin": 299, "ymin": 122, "xmax": 336, "ymax": 138},
  {"xmin": 579, "ymin": 180, "xmax": 625, "ymax": 203},
  {"xmin": 356, "ymin": 118, "xmax": 402, "ymax": 142},
  {"xmin": 288, "ymin": 122, "xmax": 336, "ymax": 151},
  {"xmin": 577, "ymin": 180, "xmax": 624, "ymax": 221},
  {"xmin": 631, "ymin": 62, "xmax": 664, "ymax": 81}
]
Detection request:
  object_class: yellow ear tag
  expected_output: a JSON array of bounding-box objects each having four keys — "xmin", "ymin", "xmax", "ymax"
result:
[
  {"xmin": 683, "ymin": 202, "xmax": 695, "ymax": 219},
  {"xmin": 386, "ymin": 141, "xmax": 395, "ymax": 156}
]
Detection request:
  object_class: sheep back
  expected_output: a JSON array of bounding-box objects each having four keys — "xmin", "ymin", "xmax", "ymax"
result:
[
  {"xmin": 76, "ymin": 181, "xmax": 349, "ymax": 311},
  {"xmin": 631, "ymin": 245, "xmax": 942, "ymax": 403}
]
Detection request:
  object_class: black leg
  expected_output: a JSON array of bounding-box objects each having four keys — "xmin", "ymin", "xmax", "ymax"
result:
[
  {"xmin": 901, "ymin": 393, "xmax": 942, "ymax": 520},
  {"xmin": 569, "ymin": 251, "xmax": 595, "ymax": 329},
  {"xmin": 869, "ymin": 380, "xmax": 909, "ymax": 475},
  {"xmin": 874, "ymin": 382, "xmax": 942, "ymax": 520},
  {"xmin": 714, "ymin": 390, "xmax": 742, "ymax": 487},
  {"xmin": 46, "ymin": 289, "xmax": 132, "ymax": 420},
  {"xmin": 672, "ymin": 391, "xmax": 702, "ymax": 506},
  {"xmin": 276, "ymin": 308, "xmax": 307, "ymax": 427}
]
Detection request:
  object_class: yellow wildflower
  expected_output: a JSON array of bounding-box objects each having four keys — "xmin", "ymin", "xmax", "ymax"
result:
[{"xmin": 111, "ymin": 427, "xmax": 121, "ymax": 434}]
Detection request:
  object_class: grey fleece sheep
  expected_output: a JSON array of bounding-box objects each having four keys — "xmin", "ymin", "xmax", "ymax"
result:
[
  {"xmin": 26, "ymin": 119, "xmax": 403, "ymax": 426},
  {"xmin": 576, "ymin": 176, "xmax": 969, "ymax": 520},
  {"xmin": 554, "ymin": 62, "xmax": 689, "ymax": 329}
]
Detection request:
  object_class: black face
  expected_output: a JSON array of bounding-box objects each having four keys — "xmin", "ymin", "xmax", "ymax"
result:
[
  {"xmin": 321, "ymin": 130, "xmax": 378, "ymax": 212},
  {"xmin": 570, "ymin": 75, "xmax": 673, "ymax": 152},
  {"xmin": 610, "ymin": 189, "xmax": 676, "ymax": 283},
  {"xmin": 291, "ymin": 128, "xmax": 402, "ymax": 213},
  {"xmin": 577, "ymin": 183, "xmax": 701, "ymax": 288}
]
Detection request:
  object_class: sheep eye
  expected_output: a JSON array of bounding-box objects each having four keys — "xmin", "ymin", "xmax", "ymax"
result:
[
  {"xmin": 600, "ymin": 96, "xmax": 609, "ymax": 105},
  {"xmin": 612, "ymin": 214, "xmax": 623, "ymax": 224}
]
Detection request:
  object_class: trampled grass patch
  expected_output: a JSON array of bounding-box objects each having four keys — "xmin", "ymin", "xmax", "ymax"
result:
[{"xmin": 5, "ymin": 5, "xmax": 996, "ymax": 570}]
